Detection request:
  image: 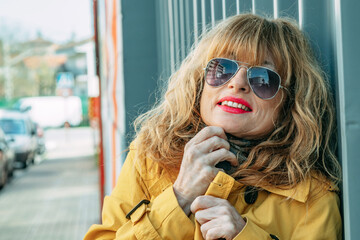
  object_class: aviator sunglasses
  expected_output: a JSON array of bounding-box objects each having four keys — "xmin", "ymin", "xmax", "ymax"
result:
[{"xmin": 204, "ymin": 58, "xmax": 285, "ymax": 100}]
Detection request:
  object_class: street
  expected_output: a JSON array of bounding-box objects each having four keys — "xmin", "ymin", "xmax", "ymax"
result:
[{"xmin": 0, "ymin": 127, "xmax": 100, "ymax": 240}]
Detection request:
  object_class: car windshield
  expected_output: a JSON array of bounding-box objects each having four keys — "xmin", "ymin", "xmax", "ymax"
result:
[{"xmin": 0, "ymin": 119, "xmax": 27, "ymax": 135}]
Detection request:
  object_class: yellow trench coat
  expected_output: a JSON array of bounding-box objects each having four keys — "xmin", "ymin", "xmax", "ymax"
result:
[{"xmin": 84, "ymin": 145, "xmax": 342, "ymax": 240}]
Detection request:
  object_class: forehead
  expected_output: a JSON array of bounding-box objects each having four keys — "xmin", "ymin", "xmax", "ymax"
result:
[
  {"xmin": 220, "ymin": 47, "xmax": 275, "ymax": 68},
  {"xmin": 206, "ymin": 36, "xmax": 270, "ymax": 67},
  {"xmin": 202, "ymin": 22, "xmax": 287, "ymax": 77}
]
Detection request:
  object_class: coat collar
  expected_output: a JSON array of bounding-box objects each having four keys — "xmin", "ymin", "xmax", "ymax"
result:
[
  {"xmin": 208, "ymin": 172, "xmax": 336, "ymax": 204},
  {"xmin": 209, "ymin": 172, "xmax": 312, "ymax": 203},
  {"xmin": 255, "ymin": 175, "xmax": 338, "ymax": 203},
  {"xmin": 262, "ymin": 180, "xmax": 311, "ymax": 203}
]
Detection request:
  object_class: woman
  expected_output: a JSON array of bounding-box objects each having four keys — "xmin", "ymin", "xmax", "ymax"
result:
[{"xmin": 84, "ymin": 14, "xmax": 342, "ymax": 240}]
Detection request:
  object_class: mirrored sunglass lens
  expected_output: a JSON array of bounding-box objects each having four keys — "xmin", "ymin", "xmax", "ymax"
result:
[
  {"xmin": 248, "ymin": 67, "xmax": 280, "ymax": 99},
  {"xmin": 206, "ymin": 59, "xmax": 238, "ymax": 86}
]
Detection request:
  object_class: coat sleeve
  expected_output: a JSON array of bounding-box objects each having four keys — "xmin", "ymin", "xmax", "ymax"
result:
[
  {"xmin": 232, "ymin": 218, "xmax": 274, "ymax": 240},
  {"xmin": 83, "ymin": 148, "xmax": 195, "ymax": 240}
]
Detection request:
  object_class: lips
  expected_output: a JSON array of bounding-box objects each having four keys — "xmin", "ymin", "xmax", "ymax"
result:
[{"xmin": 217, "ymin": 96, "xmax": 252, "ymax": 114}]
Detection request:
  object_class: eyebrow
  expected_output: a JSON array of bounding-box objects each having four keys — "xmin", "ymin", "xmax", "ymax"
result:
[{"xmin": 263, "ymin": 60, "xmax": 275, "ymax": 67}]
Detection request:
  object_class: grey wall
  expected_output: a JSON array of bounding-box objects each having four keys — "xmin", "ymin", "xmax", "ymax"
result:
[
  {"xmin": 337, "ymin": 0, "xmax": 360, "ymax": 238},
  {"xmin": 121, "ymin": 0, "xmax": 159, "ymax": 145}
]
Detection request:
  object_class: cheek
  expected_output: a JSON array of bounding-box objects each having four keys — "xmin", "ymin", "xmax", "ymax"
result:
[
  {"xmin": 200, "ymin": 93, "xmax": 210, "ymax": 122},
  {"xmin": 200, "ymin": 86, "xmax": 212, "ymax": 114},
  {"xmin": 255, "ymin": 99, "xmax": 282, "ymax": 130},
  {"xmin": 199, "ymin": 85, "xmax": 221, "ymax": 126}
]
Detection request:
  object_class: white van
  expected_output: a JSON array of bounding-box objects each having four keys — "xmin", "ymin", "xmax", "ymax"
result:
[{"xmin": 17, "ymin": 96, "xmax": 83, "ymax": 128}]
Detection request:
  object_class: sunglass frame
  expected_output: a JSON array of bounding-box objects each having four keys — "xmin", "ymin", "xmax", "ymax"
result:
[{"xmin": 204, "ymin": 57, "xmax": 285, "ymax": 100}]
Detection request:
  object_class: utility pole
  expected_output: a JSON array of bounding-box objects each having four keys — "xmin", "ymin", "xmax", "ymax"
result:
[{"xmin": 3, "ymin": 43, "xmax": 13, "ymax": 101}]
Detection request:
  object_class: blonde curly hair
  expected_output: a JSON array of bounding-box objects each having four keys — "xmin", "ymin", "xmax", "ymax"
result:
[{"xmin": 133, "ymin": 14, "xmax": 341, "ymax": 188}]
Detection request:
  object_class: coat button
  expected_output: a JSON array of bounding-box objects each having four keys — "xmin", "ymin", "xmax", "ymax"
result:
[
  {"xmin": 244, "ymin": 186, "xmax": 258, "ymax": 204},
  {"xmin": 270, "ymin": 234, "xmax": 279, "ymax": 239}
]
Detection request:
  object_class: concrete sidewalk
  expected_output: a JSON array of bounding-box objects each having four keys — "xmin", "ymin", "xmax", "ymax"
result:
[{"xmin": 0, "ymin": 131, "xmax": 100, "ymax": 239}]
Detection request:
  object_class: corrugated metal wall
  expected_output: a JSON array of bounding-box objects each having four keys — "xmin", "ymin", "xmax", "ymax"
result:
[
  {"xmin": 96, "ymin": 0, "xmax": 360, "ymax": 238},
  {"xmin": 155, "ymin": 0, "xmax": 337, "ymax": 81}
]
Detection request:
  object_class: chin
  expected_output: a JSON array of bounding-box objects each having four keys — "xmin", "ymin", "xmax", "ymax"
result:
[
  {"xmin": 217, "ymin": 124, "xmax": 243, "ymax": 137},
  {"xmin": 203, "ymin": 119, "xmax": 246, "ymax": 136},
  {"xmin": 225, "ymin": 130, "xmax": 245, "ymax": 138}
]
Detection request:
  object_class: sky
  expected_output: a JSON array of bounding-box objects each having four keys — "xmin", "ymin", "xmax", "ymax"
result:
[{"xmin": 0, "ymin": 0, "xmax": 93, "ymax": 43}]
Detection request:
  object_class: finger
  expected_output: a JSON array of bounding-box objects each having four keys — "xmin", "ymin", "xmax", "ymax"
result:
[
  {"xmin": 205, "ymin": 227, "xmax": 227, "ymax": 240},
  {"xmin": 195, "ymin": 209, "xmax": 215, "ymax": 225},
  {"xmin": 184, "ymin": 135, "xmax": 234, "ymax": 166},
  {"xmin": 191, "ymin": 195, "xmax": 227, "ymax": 213},
  {"xmin": 194, "ymin": 204, "xmax": 236, "ymax": 227},
  {"xmin": 200, "ymin": 219, "xmax": 228, "ymax": 240},
  {"xmin": 198, "ymin": 135, "xmax": 231, "ymax": 153},
  {"xmin": 195, "ymin": 205, "xmax": 233, "ymax": 225},
  {"xmin": 188, "ymin": 126, "xmax": 227, "ymax": 146},
  {"xmin": 181, "ymin": 135, "xmax": 230, "ymax": 165},
  {"xmin": 206, "ymin": 148, "xmax": 238, "ymax": 167},
  {"xmin": 200, "ymin": 221, "xmax": 211, "ymax": 240}
]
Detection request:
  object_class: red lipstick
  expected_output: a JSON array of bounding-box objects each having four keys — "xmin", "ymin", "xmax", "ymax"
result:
[{"xmin": 217, "ymin": 96, "xmax": 252, "ymax": 114}]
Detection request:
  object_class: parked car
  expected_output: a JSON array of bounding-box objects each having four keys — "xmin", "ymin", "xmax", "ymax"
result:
[
  {"xmin": 0, "ymin": 109, "xmax": 38, "ymax": 169},
  {"xmin": 0, "ymin": 127, "xmax": 15, "ymax": 188},
  {"xmin": 0, "ymin": 143, "xmax": 7, "ymax": 188}
]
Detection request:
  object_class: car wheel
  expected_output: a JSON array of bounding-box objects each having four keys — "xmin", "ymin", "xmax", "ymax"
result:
[
  {"xmin": 7, "ymin": 165, "xmax": 14, "ymax": 178},
  {"xmin": 21, "ymin": 161, "xmax": 28, "ymax": 169},
  {"xmin": 0, "ymin": 165, "xmax": 7, "ymax": 189}
]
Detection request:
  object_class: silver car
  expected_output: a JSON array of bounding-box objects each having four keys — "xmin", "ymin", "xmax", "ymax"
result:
[
  {"xmin": 0, "ymin": 110, "xmax": 38, "ymax": 169},
  {"xmin": 0, "ymin": 127, "xmax": 15, "ymax": 188}
]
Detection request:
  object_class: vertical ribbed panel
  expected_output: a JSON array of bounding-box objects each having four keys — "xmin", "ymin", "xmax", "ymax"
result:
[
  {"xmin": 276, "ymin": 0, "xmax": 298, "ymax": 20},
  {"xmin": 225, "ymin": 0, "xmax": 239, "ymax": 17},
  {"xmin": 301, "ymin": 0, "xmax": 334, "ymax": 80},
  {"xmin": 184, "ymin": 0, "xmax": 194, "ymax": 55},
  {"xmin": 253, "ymin": 0, "xmax": 274, "ymax": 17},
  {"xmin": 239, "ymin": 0, "xmax": 253, "ymax": 13},
  {"xmin": 336, "ymin": 1, "xmax": 360, "ymax": 239}
]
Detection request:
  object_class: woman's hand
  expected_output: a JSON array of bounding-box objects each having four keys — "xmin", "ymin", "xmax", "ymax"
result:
[
  {"xmin": 173, "ymin": 126, "xmax": 238, "ymax": 215},
  {"xmin": 191, "ymin": 195, "xmax": 246, "ymax": 240}
]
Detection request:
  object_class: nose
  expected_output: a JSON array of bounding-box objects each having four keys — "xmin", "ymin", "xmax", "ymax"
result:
[{"xmin": 227, "ymin": 66, "xmax": 251, "ymax": 93}]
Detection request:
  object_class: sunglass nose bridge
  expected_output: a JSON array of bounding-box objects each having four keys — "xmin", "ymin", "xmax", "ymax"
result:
[
  {"xmin": 232, "ymin": 65, "xmax": 249, "ymax": 80},
  {"xmin": 236, "ymin": 65, "xmax": 249, "ymax": 72},
  {"xmin": 233, "ymin": 59, "xmax": 251, "ymax": 66}
]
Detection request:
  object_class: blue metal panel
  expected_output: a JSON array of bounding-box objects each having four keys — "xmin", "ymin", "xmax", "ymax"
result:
[
  {"xmin": 178, "ymin": 0, "xmax": 186, "ymax": 60},
  {"xmin": 277, "ymin": 0, "xmax": 298, "ymax": 20},
  {"xmin": 213, "ymin": 0, "xmax": 223, "ymax": 22},
  {"xmin": 156, "ymin": 0, "xmax": 171, "ymax": 80},
  {"xmin": 225, "ymin": 0, "xmax": 239, "ymax": 17},
  {"xmin": 195, "ymin": 0, "xmax": 202, "ymax": 38},
  {"xmin": 337, "ymin": 1, "xmax": 360, "ymax": 238},
  {"xmin": 121, "ymin": 0, "xmax": 159, "ymax": 144},
  {"xmin": 201, "ymin": 0, "xmax": 212, "ymax": 29},
  {"xmin": 184, "ymin": 0, "xmax": 194, "ymax": 54},
  {"xmin": 254, "ymin": 0, "xmax": 274, "ymax": 17},
  {"xmin": 239, "ymin": 0, "xmax": 253, "ymax": 13},
  {"xmin": 173, "ymin": 0, "xmax": 181, "ymax": 67},
  {"xmin": 301, "ymin": 0, "xmax": 335, "ymax": 86}
]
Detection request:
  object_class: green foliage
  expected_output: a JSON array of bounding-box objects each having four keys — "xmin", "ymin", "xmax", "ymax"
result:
[{"xmin": 0, "ymin": 98, "xmax": 20, "ymax": 109}]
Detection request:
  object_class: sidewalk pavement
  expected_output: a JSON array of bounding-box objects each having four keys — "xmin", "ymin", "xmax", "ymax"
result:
[{"xmin": 0, "ymin": 128, "xmax": 100, "ymax": 240}]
